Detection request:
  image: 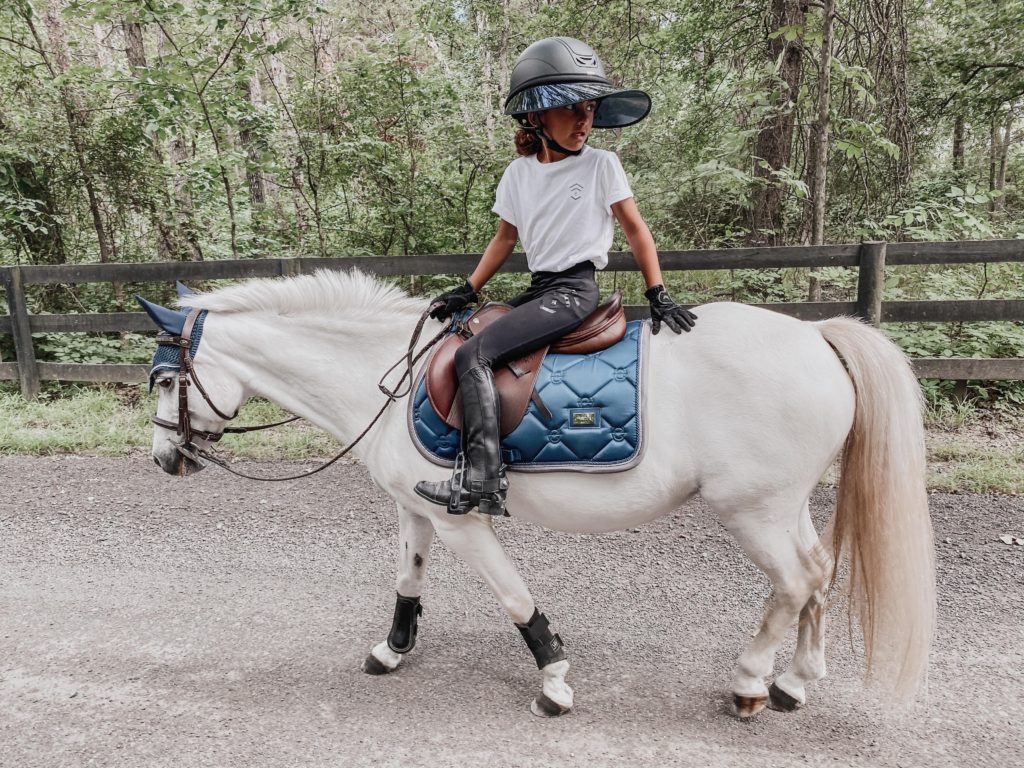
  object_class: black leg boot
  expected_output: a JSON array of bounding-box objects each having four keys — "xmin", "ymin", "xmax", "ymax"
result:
[{"xmin": 415, "ymin": 366, "xmax": 508, "ymax": 516}]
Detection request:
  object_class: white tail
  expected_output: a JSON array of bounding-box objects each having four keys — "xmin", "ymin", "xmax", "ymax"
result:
[{"xmin": 816, "ymin": 317, "xmax": 935, "ymax": 700}]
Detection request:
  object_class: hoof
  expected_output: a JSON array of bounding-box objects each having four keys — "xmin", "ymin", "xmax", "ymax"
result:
[
  {"xmin": 530, "ymin": 693, "xmax": 571, "ymax": 718},
  {"xmin": 768, "ymin": 683, "xmax": 802, "ymax": 712},
  {"xmin": 732, "ymin": 693, "xmax": 768, "ymax": 719},
  {"xmin": 361, "ymin": 653, "xmax": 394, "ymax": 676}
]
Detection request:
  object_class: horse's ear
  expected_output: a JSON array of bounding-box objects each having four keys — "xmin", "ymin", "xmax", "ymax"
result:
[
  {"xmin": 136, "ymin": 295, "xmax": 190, "ymax": 336},
  {"xmin": 175, "ymin": 281, "xmax": 196, "ymax": 299}
]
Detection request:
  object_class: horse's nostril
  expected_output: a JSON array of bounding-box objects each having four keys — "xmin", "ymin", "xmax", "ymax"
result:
[{"xmin": 154, "ymin": 457, "xmax": 161, "ymax": 467}]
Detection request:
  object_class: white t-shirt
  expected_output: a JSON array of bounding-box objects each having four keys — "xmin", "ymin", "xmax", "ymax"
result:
[{"xmin": 492, "ymin": 145, "xmax": 633, "ymax": 273}]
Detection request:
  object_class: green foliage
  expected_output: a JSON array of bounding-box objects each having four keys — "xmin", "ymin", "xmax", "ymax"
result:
[
  {"xmin": 0, "ymin": 0, "xmax": 1022, "ymax": 408},
  {"xmin": 860, "ymin": 181, "xmax": 1002, "ymax": 242},
  {"xmin": 35, "ymin": 332, "xmax": 152, "ymax": 364}
]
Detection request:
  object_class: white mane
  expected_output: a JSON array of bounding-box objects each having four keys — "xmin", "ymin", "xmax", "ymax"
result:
[{"xmin": 181, "ymin": 268, "xmax": 427, "ymax": 319}]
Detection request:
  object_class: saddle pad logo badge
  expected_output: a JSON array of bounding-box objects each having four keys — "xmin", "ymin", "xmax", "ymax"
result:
[
  {"xmin": 570, "ymin": 409, "xmax": 599, "ymax": 427},
  {"xmin": 569, "ymin": 183, "xmax": 584, "ymax": 200}
]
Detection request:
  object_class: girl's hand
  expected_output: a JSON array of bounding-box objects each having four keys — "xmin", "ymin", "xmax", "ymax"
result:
[
  {"xmin": 644, "ymin": 284, "xmax": 697, "ymax": 334},
  {"xmin": 429, "ymin": 281, "xmax": 478, "ymax": 320}
]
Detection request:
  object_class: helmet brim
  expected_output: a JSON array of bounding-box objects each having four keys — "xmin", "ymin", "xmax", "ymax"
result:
[{"xmin": 505, "ymin": 82, "xmax": 651, "ymax": 128}]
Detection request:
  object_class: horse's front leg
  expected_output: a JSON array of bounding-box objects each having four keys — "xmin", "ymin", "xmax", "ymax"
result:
[
  {"xmin": 362, "ymin": 503, "xmax": 435, "ymax": 675},
  {"xmin": 432, "ymin": 513, "xmax": 573, "ymax": 717}
]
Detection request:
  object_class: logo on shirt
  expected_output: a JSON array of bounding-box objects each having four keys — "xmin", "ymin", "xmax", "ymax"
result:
[{"xmin": 569, "ymin": 183, "xmax": 583, "ymax": 200}]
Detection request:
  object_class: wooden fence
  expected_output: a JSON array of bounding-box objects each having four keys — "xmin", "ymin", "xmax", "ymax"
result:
[{"xmin": 2, "ymin": 239, "xmax": 1023, "ymax": 399}]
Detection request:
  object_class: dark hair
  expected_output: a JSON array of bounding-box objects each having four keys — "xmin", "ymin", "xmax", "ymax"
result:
[{"xmin": 515, "ymin": 127, "xmax": 543, "ymax": 156}]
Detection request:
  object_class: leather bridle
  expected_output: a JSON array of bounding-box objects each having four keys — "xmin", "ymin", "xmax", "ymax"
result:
[
  {"xmin": 151, "ymin": 305, "xmax": 450, "ymax": 481},
  {"xmin": 153, "ymin": 309, "xmax": 237, "ymax": 447}
]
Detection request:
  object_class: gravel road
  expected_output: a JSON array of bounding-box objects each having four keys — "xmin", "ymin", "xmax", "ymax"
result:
[{"xmin": 0, "ymin": 455, "xmax": 1021, "ymax": 768}]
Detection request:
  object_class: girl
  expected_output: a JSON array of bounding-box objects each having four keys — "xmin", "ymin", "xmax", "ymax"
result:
[{"xmin": 415, "ymin": 36, "xmax": 696, "ymax": 517}]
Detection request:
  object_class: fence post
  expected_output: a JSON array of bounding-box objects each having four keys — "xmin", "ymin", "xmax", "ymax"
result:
[
  {"xmin": 278, "ymin": 258, "xmax": 303, "ymax": 277},
  {"xmin": 1, "ymin": 266, "xmax": 40, "ymax": 399},
  {"xmin": 856, "ymin": 240, "xmax": 886, "ymax": 327}
]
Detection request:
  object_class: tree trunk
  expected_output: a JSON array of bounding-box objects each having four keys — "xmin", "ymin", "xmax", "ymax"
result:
[
  {"xmin": 749, "ymin": 0, "xmax": 806, "ymax": 246},
  {"xmin": 153, "ymin": 15, "xmax": 240, "ymax": 257},
  {"xmin": 867, "ymin": 0, "xmax": 912, "ymax": 190},
  {"xmin": 311, "ymin": 19, "xmax": 335, "ymax": 74},
  {"xmin": 989, "ymin": 114, "xmax": 998, "ymax": 214},
  {"xmin": 952, "ymin": 114, "xmax": 965, "ymax": 172},
  {"xmin": 239, "ymin": 71, "xmax": 268, "ymax": 213},
  {"xmin": 259, "ymin": 21, "xmax": 302, "ymax": 238},
  {"xmin": 262, "ymin": 20, "xmax": 290, "ymax": 102},
  {"xmin": 807, "ymin": 0, "xmax": 834, "ymax": 302},
  {"xmin": 151, "ymin": 27, "xmax": 201, "ymax": 262},
  {"xmin": 499, "ymin": 0, "xmax": 511, "ymax": 99},
  {"xmin": 476, "ymin": 9, "xmax": 496, "ymax": 151},
  {"xmin": 168, "ymin": 133, "xmax": 203, "ymax": 260},
  {"xmin": 31, "ymin": 0, "xmax": 114, "ymax": 263},
  {"xmin": 123, "ymin": 19, "xmax": 183, "ymax": 261},
  {"xmin": 994, "ymin": 110, "xmax": 1014, "ymax": 212},
  {"xmin": 92, "ymin": 22, "xmax": 114, "ymax": 71}
]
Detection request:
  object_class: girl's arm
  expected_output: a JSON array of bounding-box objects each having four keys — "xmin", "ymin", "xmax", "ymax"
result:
[
  {"xmin": 611, "ymin": 197, "xmax": 663, "ymax": 289},
  {"xmin": 612, "ymin": 197, "xmax": 696, "ymax": 334},
  {"xmin": 468, "ymin": 219, "xmax": 519, "ymax": 291}
]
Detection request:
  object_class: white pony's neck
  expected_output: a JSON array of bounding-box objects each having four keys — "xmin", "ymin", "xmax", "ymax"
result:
[{"xmin": 187, "ymin": 271, "xmax": 428, "ymax": 461}]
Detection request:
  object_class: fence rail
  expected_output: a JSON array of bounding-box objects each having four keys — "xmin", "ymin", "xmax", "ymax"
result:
[{"xmin": 2, "ymin": 239, "xmax": 1023, "ymax": 398}]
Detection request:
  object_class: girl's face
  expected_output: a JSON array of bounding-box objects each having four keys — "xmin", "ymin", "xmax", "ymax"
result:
[{"xmin": 534, "ymin": 100, "xmax": 598, "ymax": 158}]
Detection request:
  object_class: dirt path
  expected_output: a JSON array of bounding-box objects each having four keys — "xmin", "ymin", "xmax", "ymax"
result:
[{"xmin": 0, "ymin": 455, "xmax": 1021, "ymax": 767}]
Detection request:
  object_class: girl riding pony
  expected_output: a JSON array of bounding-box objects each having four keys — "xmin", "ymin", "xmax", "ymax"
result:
[{"xmin": 415, "ymin": 36, "xmax": 696, "ymax": 517}]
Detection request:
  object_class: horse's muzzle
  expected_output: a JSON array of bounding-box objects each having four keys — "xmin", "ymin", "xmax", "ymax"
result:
[{"xmin": 153, "ymin": 443, "xmax": 206, "ymax": 476}]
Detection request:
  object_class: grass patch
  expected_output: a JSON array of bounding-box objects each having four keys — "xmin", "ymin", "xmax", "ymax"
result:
[
  {"xmin": 926, "ymin": 438, "xmax": 1024, "ymax": 494},
  {"xmin": 0, "ymin": 385, "xmax": 341, "ymax": 459},
  {"xmin": 0, "ymin": 386, "xmax": 150, "ymax": 456},
  {"xmin": 924, "ymin": 400, "xmax": 1024, "ymax": 494},
  {"xmin": 3, "ymin": 384, "xmax": 1023, "ymax": 494}
]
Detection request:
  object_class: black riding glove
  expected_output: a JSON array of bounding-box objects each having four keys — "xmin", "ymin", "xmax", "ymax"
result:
[
  {"xmin": 428, "ymin": 280, "xmax": 478, "ymax": 321},
  {"xmin": 645, "ymin": 284, "xmax": 697, "ymax": 334}
]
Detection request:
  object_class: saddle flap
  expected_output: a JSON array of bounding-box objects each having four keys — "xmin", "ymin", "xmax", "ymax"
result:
[
  {"xmin": 424, "ymin": 293, "xmax": 626, "ymax": 436},
  {"xmin": 424, "ymin": 303, "xmax": 545, "ymax": 437}
]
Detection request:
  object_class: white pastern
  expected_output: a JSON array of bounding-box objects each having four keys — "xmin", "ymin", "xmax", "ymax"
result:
[
  {"xmin": 369, "ymin": 641, "xmax": 403, "ymax": 671},
  {"xmin": 540, "ymin": 659, "xmax": 573, "ymax": 709}
]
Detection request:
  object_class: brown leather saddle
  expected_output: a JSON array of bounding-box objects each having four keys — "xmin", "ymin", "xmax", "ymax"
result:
[{"xmin": 425, "ymin": 292, "xmax": 627, "ymax": 436}]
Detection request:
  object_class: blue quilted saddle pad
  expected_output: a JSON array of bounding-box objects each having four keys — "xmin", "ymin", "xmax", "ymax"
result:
[{"xmin": 409, "ymin": 320, "xmax": 648, "ymax": 473}]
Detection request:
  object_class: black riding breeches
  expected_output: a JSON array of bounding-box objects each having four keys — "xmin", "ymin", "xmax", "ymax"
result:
[{"xmin": 454, "ymin": 261, "xmax": 601, "ymax": 380}]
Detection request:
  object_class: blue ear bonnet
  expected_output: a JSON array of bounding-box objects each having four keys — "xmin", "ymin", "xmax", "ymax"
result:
[
  {"xmin": 147, "ymin": 310, "xmax": 208, "ymax": 392},
  {"xmin": 137, "ymin": 284, "xmax": 207, "ymax": 391}
]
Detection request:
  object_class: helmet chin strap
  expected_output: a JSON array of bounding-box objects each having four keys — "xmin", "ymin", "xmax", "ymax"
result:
[{"xmin": 526, "ymin": 116, "xmax": 583, "ymax": 158}]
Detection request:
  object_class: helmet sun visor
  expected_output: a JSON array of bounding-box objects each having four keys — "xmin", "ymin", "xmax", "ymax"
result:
[{"xmin": 505, "ymin": 82, "xmax": 651, "ymax": 129}]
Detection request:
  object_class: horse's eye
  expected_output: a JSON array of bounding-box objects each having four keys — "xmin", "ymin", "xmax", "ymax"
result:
[{"xmin": 157, "ymin": 378, "xmax": 173, "ymax": 390}]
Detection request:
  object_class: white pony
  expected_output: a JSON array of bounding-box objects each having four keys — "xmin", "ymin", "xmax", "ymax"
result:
[{"xmin": 145, "ymin": 269, "xmax": 935, "ymax": 719}]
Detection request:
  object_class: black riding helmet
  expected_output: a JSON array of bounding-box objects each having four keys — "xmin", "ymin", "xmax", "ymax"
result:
[{"xmin": 504, "ymin": 37, "xmax": 652, "ymax": 130}]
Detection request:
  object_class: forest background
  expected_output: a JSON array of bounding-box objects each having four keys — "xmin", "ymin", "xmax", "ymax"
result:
[{"xmin": 0, "ymin": 0, "xmax": 1022, "ymax": 415}]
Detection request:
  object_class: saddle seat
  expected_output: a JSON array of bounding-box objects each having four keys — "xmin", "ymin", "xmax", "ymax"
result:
[{"xmin": 425, "ymin": 292, "xmax": 627, "ymax": 436}]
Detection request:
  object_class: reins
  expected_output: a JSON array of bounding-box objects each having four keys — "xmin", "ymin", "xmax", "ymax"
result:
[{"xmin": 156, "ymin": 306, "xmax": 451, "ymax": 482}]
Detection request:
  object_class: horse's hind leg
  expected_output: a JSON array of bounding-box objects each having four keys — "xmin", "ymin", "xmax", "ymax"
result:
[
  {"xmin": 713, "ymin": 495, "xmax": 827, "ymax": 719},
  {"xmin": 769, "ymin": 585, "xmax": 827, "ymax": 711},
  {"xmin": 771, "ymin": 517, "xmax": 833, "ymax": 711},
  {"xmin": 362, "ymin": 504, "xmax": 435, "ymax": 675},
  {"xmin": 430, "ymin": 513, "xmax": 573, "ymax": 717}
]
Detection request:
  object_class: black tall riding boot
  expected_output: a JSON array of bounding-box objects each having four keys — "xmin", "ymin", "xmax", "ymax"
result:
[{"xmin": 415, "ymin": 366, "xmax": 508, "ymax": 516}]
